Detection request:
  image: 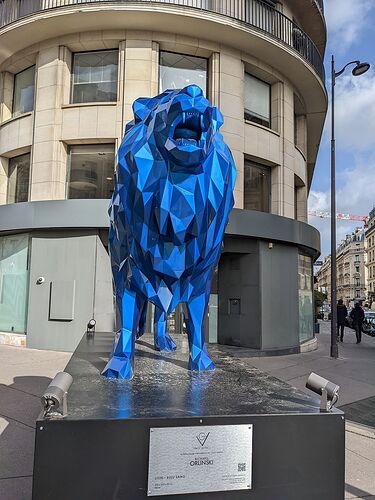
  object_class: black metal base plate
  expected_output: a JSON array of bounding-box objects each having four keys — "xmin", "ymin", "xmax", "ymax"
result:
[{"xmin": 32, "ymin": 332, "xmax": 345, "ymax": 499}]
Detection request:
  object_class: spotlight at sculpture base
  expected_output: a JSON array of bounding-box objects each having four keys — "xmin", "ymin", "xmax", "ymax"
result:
[{"xmin": 102, "ymin": 85, "xmax": 236, "ymax": 379}]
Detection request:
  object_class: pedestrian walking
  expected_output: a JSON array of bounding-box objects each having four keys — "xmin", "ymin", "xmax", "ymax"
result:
[
  {"xmin": 337, "ymin": 299, "xmax": 347, "ymax": 342},
  {"xmin": 350, "ymin": 302, "xmax": 365, "ymax": 344}
]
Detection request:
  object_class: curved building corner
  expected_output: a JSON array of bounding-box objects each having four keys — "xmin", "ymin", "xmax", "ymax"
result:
[{"xmin": 0, "ymin": 0, "xmax": 325, "ymax": 354}]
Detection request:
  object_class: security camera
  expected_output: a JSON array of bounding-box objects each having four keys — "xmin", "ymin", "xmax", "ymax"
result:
[
  {"xmin": 86, "ymin": 318, "xmax": 96, "ymax": 337},
  {"xmin": 41, "ymin": 372, "xmax": 73, "ymax": 418},
  {"xmin": 306, "ymin": 372, "xmax": 339, "ymax": 412}
]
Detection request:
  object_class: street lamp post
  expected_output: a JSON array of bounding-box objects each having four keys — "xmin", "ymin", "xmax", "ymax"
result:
[{"xmin": 330, "ymin": 57, "xmax": 370, "ymax": 359}]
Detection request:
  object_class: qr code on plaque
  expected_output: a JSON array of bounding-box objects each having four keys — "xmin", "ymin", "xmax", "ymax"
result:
[{"xmin": 238, "ymin": 463, "xmax": 246, "ymax": 472}]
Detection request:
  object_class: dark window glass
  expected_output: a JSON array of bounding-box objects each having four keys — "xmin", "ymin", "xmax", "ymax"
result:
[
  {"xmin": 244, "ymin": 161, "xmax": 271, "ymax": 212},
  {"xmin": 244, "ymin": 73, "xmax": 270, "ymax": 128},
  {"xmin": 159, "ymin": 52, "xmax": 207, "ymax": 95},
  {"xmin": 7, "ymin": 153, "xmax": 30, "ymax": 203},
  {"xmin": 13, "ymin": 66, "xmax": 35, "ymax": 117},
  {"xmin": 67, "ymin": 145, "xmax": 115, "ymax": 199},
  {"xmin": 71, "ymin": 50, "xmax": 118, "ymax": 104}
]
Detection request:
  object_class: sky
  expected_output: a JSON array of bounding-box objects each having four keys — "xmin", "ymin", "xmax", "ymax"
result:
[{"xmin": 308, "ymin": 0, "xmax": 375, "ymax": 259}]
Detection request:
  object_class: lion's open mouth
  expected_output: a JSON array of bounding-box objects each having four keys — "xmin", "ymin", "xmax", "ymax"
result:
[{"xmin": 173, "ymin": 111, "xmax": 203, "ymax": 146}]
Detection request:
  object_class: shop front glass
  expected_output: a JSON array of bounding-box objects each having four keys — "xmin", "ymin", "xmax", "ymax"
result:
[
  {"xmin": 0, "ymin": 234, "xmax": 29, "ymax": 333},
  {"xmin": 298, "ymin": 253, "xmax": 313, "ymax": 343}
]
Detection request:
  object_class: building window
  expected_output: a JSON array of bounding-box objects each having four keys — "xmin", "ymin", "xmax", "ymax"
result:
[
  {"xmin": 356, "ymin": 278, "xmax": 360, "ymax": 286},
  {"xmin": 7, "ymin": 153, "xmax": 30, "ymax": 203},
  {"xmin": 355, "ymin": 254, "xmax": 360, "ymax": 262},
  {"xmin": 67, "ymin": 145, "xmax": 115, "ymax": 199},
  {"xmin": 244, "ymin": 161, "xmax": 271, "ymax": 212},
  {"xmin": 71, "ymin": 50, "xmax": 118, "ymax": 104},
  {"xmin": 355, "ymin": 265, "xmax": 359, "ymax": 273},
  {"xmin": 159, "ymin": 52, "xmax": 208, "ymax": 95},
  {"xmin": 244, "ymin": 73, "xmax": 271, "ymax": 128},
  {"xmin": 0, "ymin": 234, "xmax": 29, "ymax": 334},
  {"xmin": 13, "ymin": 66, "xmax": 35, "ymax": 117},
  {"xmin": 298, "ymin": 253, "xmax": 313, "ymax": 343}
]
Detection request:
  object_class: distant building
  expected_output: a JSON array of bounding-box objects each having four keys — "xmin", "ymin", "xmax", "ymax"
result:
[
  {"xmin": 316, "ymin": 228, "xmax": 367, "ymax": 306},
  {"xmin": 366, "ymin": 208, "xmax": 375, "ymax": 303},
  {"xmin": 336, "ymin": 228, "xmax": 367, "ymax": 305},
  {"xmin": 316, "ymin": 255, "xmax": 331, "ymax": 298}
]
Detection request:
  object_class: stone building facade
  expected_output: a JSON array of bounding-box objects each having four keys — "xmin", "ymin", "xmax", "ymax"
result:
[
  {"xmin": 0, "ymin": 0, "xmax": 325, "ymax": 352},
  {"xmin": 366, "ymin": 208, "xmax": 375, "ymax": 303},
  {"xmin": 316, "ymin": 228, "xmax": 368, "ymax": 307},
  {"xmin": 336, "ymin": 228, "xmax": 367, "ymax": 305},
  {"xmin": 316, "ymin": 255, "xmax": 331, "ymax": 298}
]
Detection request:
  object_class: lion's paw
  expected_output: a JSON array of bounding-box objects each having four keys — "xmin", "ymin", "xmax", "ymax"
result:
[
  {"xmin": 101, "ymin": 355, "xmax": 134, "ymax": 379},
  {"xmin": 154, "ymin": 335, "xmax": 177, "ymax": 352}
]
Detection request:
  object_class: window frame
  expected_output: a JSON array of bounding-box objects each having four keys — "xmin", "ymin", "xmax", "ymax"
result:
[
  {"xmin": 243, "ymin": 160, "xmax": 272, "ymax": 213},
  {"xmin": 70, "ymin": 49, "xmax": 119, "ymax": 105},
  {"xmin": 66, "ymin": 144, "xmax": 115, "ymax": 200},
  {"xmin": 244, "ymin": 73, "xmax": 271, "ymax": 129},
  {"xmin": 7, "ymin": 153, "xmax": 31, "ymax": 204},
  {"xmin": 12, "ymin": 65, "xmax": 36, "ymax": 118},
  {"xmin": 159, "ymin": 50, "xmax": 208, "ymax": 96}
]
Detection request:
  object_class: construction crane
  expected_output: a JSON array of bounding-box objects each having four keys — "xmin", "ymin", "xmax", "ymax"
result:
[{"xmin": 308, "ymin": 210, "xmax": 369, "ymax": 223}]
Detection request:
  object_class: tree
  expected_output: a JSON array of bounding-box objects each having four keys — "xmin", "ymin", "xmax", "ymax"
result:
[{"xmin": 314, "ymin": 290, "xmax": 327, "ymax": 321}]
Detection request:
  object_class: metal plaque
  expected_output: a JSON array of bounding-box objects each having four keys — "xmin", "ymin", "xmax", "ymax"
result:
[{"xmin": 147, "ymin": 424, "xmax": 253, "ymax": 496}]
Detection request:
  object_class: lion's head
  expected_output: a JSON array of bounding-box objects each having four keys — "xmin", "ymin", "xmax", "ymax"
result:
[{"xmin": 122, "ymin": 84, "xmax": 224, "ymax": 170}]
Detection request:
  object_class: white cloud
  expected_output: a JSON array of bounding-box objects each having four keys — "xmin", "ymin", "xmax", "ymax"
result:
[
  {"xmin": 333, "ymin": 71, "xmax": 375, "ymax": 152},
  {"xmin": 309, "ymin": 158, "xmax": 375, "ymax": 258},
  {"xmin": 325, "ymin": 0, "xmax": 374, "ymax": 52}
]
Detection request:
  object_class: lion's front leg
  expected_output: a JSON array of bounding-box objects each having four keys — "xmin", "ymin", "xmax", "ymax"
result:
[
  {"xmin": 102, "ymin": 288, "xmax": 145, "ymax": 379},
  {"xmin": 154, "ymin": 306, "xmax": 177, "ymax": 352},
  {"xmin": 184, "ymin": 293, "xmax": 215, "ymax": 371}
]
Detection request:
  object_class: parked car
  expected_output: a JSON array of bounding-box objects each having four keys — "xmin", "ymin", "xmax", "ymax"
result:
[{"xmin": 362, "ymin": 311, "xmax": 375, "ymax": 337}]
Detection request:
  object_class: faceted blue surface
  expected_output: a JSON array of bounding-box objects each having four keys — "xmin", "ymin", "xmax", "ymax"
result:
[{"xmin": 102, "ymin": 85, "xmax": 236, "ymax": 379}]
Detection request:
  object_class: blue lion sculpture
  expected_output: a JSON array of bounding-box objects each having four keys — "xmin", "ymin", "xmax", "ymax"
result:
[{"xmin": 102, "ymin": 85, "xmax": 236, "ymax": 379}]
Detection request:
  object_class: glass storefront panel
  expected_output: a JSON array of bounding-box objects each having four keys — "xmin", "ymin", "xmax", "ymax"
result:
[
  {"xmin": 0, "ymin": 234, "xmax": 29, "ymax": 334},
  {"xmin": 159, "ymin": 52, "xmax": 208, "ymax": 95},
  {"xmin": 71, "ymin": 50, "xmax": 118, "ymax": 103},
  {"xmin": 7, "ymin": 153, "xmax": 30, "ymax": 204},
  {"xmin": 67, "ymin": 144, "xmax": 115, "ymax": 199},
  {"xmin": 298, "ymin": 253, "xmax": 313, "ymax": 343},
  {"xmin": 244, "ymin": 161, "xmax": 271, "ymax": 212},
  {"xmin": 13, "ymin": 66, "xmax": 35, "ymax": 117}
]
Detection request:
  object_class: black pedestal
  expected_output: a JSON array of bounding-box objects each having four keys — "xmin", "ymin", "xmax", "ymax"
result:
[{"xmin": 32, "ymin": 332, "xmax": 345, "ymax": 499}]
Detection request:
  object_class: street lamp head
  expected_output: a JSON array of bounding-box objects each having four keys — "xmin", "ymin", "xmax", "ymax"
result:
[{"xmin": 352, "ymin": 62, "xmax": 370, "ymax": 77}]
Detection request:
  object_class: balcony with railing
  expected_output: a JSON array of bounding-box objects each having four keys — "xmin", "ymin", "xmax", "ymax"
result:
[{"xmin": 0, "ymin": 0, "xmax": 325, "ymax": 82}]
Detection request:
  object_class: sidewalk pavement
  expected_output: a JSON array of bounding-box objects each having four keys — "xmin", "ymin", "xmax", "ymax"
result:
[
  {"xmin": 0, "ymin": 322, "xmax": 374, "ymax": 499},
  {"xmin": 239, "ymin": 320, "xmax": 375, "ymax": 499},
  {"xmin": 0, "ymin": 344, "xmax": 71, "ymax": 500}
]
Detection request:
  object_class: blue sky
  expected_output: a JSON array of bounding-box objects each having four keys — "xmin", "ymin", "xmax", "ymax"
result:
[{"xmin": 308, "ymin": 0, "xmax": 375, "ymax": 258}]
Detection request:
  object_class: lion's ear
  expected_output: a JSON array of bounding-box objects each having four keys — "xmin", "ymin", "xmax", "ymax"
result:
[
  {"xmin": 212, "ymin": 107, "xmax": 224, "ymax": 132},
  {"xmin": 133, "ymin": 97, "xmax": 153, "ymax": 123}
]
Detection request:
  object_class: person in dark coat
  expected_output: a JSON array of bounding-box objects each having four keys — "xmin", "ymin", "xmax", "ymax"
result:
[
  {"xmin": 350, "ymin": 302, "xmax": 365, "ymax": 344},
  {"xmin": 337, "ymin": 299, "xmax": 348, "ymax": 342}
]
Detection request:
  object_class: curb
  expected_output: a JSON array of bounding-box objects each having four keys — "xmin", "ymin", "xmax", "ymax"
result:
[{"xmin": 346, "ymin": 420, "xmax": 375, "ymax": 440}]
